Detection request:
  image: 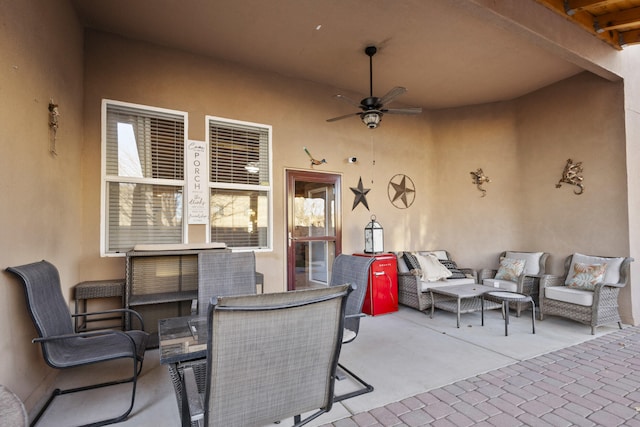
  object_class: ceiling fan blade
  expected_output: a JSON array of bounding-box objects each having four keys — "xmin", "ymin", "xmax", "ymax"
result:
[
  {"xmin": 378, "ymin": 86, "xmax": 407, "ymax": 106},
  {"xmin": 334, "ymin": 94, "xmax": 364, "ymax": 109},
  {"xmin": 383, "ymin": 107, "xmax": 423, "ymax": 115},
  {"xmin": 326, "ymin": 112, "xmax": 361, "ymax": 122}
]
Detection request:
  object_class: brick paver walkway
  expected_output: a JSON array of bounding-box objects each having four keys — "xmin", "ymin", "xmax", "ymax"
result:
[{"xmin": 321, "ymin": 327, "xmax": 640, "ymax": 426}]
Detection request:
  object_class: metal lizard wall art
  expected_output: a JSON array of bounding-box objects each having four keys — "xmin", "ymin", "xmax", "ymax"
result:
[
  {"xmin": 556, "ymin": 158, "xmax": 584, "ymax": 195},
  {"xmin": 470, "ymin": 168, "xmax": 491, "ymax": 197}
]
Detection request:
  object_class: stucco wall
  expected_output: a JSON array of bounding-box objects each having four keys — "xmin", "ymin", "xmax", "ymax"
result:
[
  {"xmin": 0, "ymin": 0, "xmax": 84, "ymax": 408},
  {"xmin": 80, "ymin": 31, "xmax": 436, "ymax": 292},
  {"xmin": 429, "ymin": 73, "xmax": 630, "ymax": 321}
]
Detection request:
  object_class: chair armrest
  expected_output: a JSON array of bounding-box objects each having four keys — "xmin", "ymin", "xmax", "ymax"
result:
[
  {"xmin": 594, "ymin": 281, "xmax": 626, "ymax": 291},
  {"xmin": 459, "ymin": 268, "xmax": 477, "ymax": 281},
  {"xmin": 71, "ymin": 308, "xmax": 145, "ymax": 331},
  {"xmin": 33, "ymin": 329, "xmax": 138, "ymax": 353},
  {"xmin": 397, "ymin": 271, "xmax": 416, "ymax": 278},
  {"xmin": 478, "ymin": 269, "xmax": 497, "ymax": 281},
  {"xmin": 345, "ymin": 313, "xmax": 366, "ymax": 320},
  {"xmin": 540, "ymin": 274, "xmax": 564, "ymax": 288},
  {"xmin": 182, "ymin": 367, "xmax": 205, "ymax": 424}
]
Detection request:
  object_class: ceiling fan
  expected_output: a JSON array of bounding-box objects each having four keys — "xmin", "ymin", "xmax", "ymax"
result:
[{"xmin": 327, "ymin": 46, "xmax": 422, "ymax": 129}]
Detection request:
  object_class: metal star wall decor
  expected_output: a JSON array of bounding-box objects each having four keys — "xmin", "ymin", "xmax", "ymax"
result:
[
  {"xmin": 350, "ymin": 177, "xmax": 371, "ymax": 211},
  {"xmin": 388, "ymin": 174, "xmax": 415, "ymax": 209}
]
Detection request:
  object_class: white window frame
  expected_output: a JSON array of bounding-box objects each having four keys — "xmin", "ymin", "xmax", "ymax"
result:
[
  {"xmin": 100, "ymin": 99, "xmax": 189, "ymax": 256},
  {"xmin": 206, "ymin": 115, "xmax": 273, "ymax": 252}
]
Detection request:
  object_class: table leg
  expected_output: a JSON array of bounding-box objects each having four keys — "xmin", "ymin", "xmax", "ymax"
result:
[
  {"xmin": 456, "ymin": 298, "xmax": 461, "ymax": 328},
  {"xmin": 504, "ymin": 301, "xmax": 510, "ymax": 336},
  {"xmin": 530, "ymin": 299, "xmax": 536, "ymax": 334},
  {"xmin": 481, "ymin": 296, "xmax": 485, "ymax": 326},
  {"xmin": 430, "ymin": 291, "xmax": 435, "ymax": 319}
]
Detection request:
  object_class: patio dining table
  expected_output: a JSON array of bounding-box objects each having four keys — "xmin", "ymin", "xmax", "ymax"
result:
[
  {"xmin": 158, "ymin": 315, "xmax": 207, "ymax": 365},
  {"xmin": 158, "ymin": 315, "xmax": 208, "ymax": 423}
]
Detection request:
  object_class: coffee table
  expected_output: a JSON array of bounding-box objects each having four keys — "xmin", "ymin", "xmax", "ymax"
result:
[{"xmin": 429, "ymin": 284, "xmax": 502, "ymax": 328}]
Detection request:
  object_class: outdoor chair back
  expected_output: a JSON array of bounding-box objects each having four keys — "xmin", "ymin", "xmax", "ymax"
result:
[
  {"xmin": 195, "ymin": 251, "xmax": 257, "ymax": 315},
  {"xmin": 328, "ymin": 254, "xmax": 375, "ymax": 401},
  {"xmin": 6, "ymin": 260, "xmax": 148, "ymax": 427},
  {"xmin": 329, "ymin": 254, "xmax": 374, "ymax": 341},
  {"xmin": 181, "ymin": 285, "xmax": 352, "ymax": 426}
]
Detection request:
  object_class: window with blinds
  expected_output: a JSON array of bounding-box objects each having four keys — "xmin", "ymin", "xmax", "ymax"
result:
[
  {"xmin": 103, "ymin": 100, "xmax": 187, "ymax": 255},
  {"xmin": 208, "ymin": 117, "xmax": 271, "ymax": 250}
]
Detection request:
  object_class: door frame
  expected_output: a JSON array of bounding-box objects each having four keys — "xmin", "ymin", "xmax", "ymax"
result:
[{"xmin": 285, "ymin": 169, "xmax": 342, "ymax": 290}]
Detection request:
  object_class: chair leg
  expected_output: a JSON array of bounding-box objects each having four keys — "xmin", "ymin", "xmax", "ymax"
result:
[
  {"xmin": 333, "ymin": 363, "xmax": 374, "ymax": 403},
  {"xmin": 30, "ymin": 357, "xmax": 142, "ymax": 427}
]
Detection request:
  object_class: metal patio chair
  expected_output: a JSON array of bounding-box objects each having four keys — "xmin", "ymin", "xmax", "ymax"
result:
[
  {"xmin": 180, "ymin": 285, "xmax": 352, "ymax": 427},
  {"xmin": 6, "ymin": 260, "xmax": 149, "ymax": 427},
  {"xmin": 329, "ymin": 254, "xmax": 375, "ymax": 402},
  {"xmin": 192, "ymin": 251, "xmax": 257, "ymax": 315}
]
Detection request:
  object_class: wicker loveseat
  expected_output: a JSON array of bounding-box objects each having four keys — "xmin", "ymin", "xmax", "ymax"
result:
[
  {"xmin": 396, "ymin": 250, "xmax": 477, "ymax": 313},
  {"xmin": 539, "ymin": 253, "xmax": 633, "ymax": 334}
]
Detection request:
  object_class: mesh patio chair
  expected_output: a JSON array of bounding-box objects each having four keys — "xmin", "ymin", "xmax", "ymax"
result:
[
  {"xmin": 329, "ymin": 254, "xmax": 375, "ymax": 402},
  {"xmin": 539, "ymin": 253, "xmax": 633, "ymax": 334},
  {"xmin": 179, "ymin": 285, "xmax": 352, "ymax": 427},
  {"xmin": 174, "ymin": 251, "xmax": 258, "ymax": 423},
  {"xmin": 192, "ymin": 251, "xmax": 257, "ymax": 315},
  {"xmin": 6, "ymin": 260, "xmax": 149, "ymax": 427}
]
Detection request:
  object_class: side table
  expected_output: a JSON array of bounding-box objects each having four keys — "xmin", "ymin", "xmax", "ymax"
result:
[
  {"xmin": 74, "ymin": 280, "xmax": 125, "ymax": 332},
  {"xmin": 484, "ymin": 291, "xmax": 535, "ymax": 336}
]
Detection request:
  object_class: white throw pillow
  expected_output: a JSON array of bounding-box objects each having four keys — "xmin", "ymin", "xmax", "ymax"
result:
[
  {"xmin": 417, "ymin": 250, "xmax": 449, "ymax": 260},
  {"xmin": 505, "ymin": 251, "xmax": 543, "ymax": 275},
  {"xmin": 415, "ymin": 253, "xmax": 452, "ymax": 282}
]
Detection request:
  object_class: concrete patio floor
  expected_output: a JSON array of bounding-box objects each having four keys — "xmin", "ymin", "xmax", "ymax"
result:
[{"xmin": 32, "ymin": 305, "xmax": 640, "ymax": 426}]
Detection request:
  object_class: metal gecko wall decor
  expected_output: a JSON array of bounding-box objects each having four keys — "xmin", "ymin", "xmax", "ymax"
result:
[
  {"xmin": 556, "ymin": 158, "xmax": 584, "ymax": 195},
  {"xmin": 470, "ymin": 168, "xmax": 490, "ymax": 197}
]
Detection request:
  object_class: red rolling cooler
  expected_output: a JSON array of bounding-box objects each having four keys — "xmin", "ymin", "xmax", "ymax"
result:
[{"xmin": 354, "ymin": 253, "xmax": 398, "ymax": 316}]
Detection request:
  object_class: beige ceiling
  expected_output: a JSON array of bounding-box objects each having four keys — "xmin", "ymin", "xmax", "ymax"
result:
[{"xmin": 71, "ymin": 0, "xmax": 594, "ymax": 111}]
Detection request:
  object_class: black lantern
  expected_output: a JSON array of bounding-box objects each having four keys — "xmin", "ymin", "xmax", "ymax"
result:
[{"xmin": 364, "ymin": 215, "xmax": 384, "ymax": 254}]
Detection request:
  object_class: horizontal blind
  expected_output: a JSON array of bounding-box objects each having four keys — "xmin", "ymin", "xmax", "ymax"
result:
[
  {"xmin": 104, "ymin": 101, "xmax": 187, "ymax": 254},
  {"xmin": 106, "ymin": 104, "xmax": 185, "ymax": 180},
  {"xmin": 209, "ymin": 119, "xmax": 269, "ymax": 186},
  {"xmin": 107, "ymin": 183, "xmax": 183, "ymax": 253}
]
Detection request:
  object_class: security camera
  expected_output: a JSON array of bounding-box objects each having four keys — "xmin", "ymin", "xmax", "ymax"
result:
[{"xmin": 348, "ymin": 157, "xmax": 357, "ymax": 164}]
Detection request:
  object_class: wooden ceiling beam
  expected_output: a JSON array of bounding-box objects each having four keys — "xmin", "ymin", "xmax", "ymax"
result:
[
  {"xmin": 594, "ymin": 7, "xmax": 640, "ymax": 32},
  {"xmin": 534, "ymin": 0, "xmax": 623, "ymax": 49},
  {"xmin": 565, "ymin": 0, "xmax": 619, "ymax": 16},
  {"xmin": 620, "ymin": 28, "xmax": 640, "ymax": 46}
]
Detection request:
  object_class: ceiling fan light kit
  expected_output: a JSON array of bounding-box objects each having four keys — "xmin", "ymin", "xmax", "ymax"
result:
[
  {"xmin": 327, "ymin": 45, "xmax": 422, "ymax": 129},
  {"xmin": 362, "ymin": 111, "xmax": 381, "ymax": 129}
]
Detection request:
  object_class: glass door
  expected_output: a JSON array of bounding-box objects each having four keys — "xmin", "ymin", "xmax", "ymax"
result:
[{"xmin": 286, "ymin": 170, "xmax": 341, "ymax": 290}]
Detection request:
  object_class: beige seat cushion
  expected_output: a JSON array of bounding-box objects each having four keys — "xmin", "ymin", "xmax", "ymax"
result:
[
  {"xmin": 482, "ymin": 278, "xmax": 518, "ymax": 292},
  {"xmin": 420, "ymin": 278, "xmax": 475, "ymax": 292},
  {"xmin": 545, "ymin": 286, "xmax": 593, "ymax": 306}
]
